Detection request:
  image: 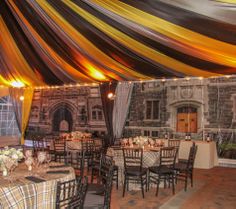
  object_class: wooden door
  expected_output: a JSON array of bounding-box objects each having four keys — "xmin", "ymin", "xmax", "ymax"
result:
[{"xmin": 177, "ymin": 112, "xmax": 197, "ymax": 133}]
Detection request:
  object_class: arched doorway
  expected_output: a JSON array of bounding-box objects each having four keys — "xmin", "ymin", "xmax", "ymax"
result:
[
  {"xmin": 52, "ymin": 107, "xmax": 73, "ymax": 132},
  {"xmin": 176, "ymin": 106, "xmax": 197, "ymax": 133}
]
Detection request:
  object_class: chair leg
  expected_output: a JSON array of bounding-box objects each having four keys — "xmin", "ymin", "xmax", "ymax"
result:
[
  {"xmin": 190, "ymin": 172, "xmax": 193, "ymax": 187},
  {"xmin": 155, "ymin": 178, "xmax": 160, "ymax": 196},
  {"xmin": 172, "ymin": 174, "xmax": 175, "ymax": 195},
  {"xmin": 123, "ymin": 176, "xmax": 126, "ymax": 197},
  {"xmin": 146, "ymin": 172, "xmax": 148, "ymax": 192},
  {"xmin": 116, "ymin": 172, "xmax": 119, "ymax": 190},
  {"xmin": 140, "ymin": 176, "xmax": 145, "ymax": 198},
  {"xmin": 91, "ymin": 169, "xmax": 94, "ymax": 183},
  {"xmin": 184, "ymin": 172, "xmax": 188, "ymax": 191}
]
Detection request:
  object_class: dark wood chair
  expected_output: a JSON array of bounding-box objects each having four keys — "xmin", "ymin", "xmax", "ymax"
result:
[
  {"xmin": 168, "ymin": 139, "xmax": 181, "ymax": 149},
  {"xmin": 122, "ymin": 148, "xmax": 147, "ymax": 198},
  {"xmin": 69, "ymin": 150, "xmax": 85, "ymax": 177},
  {"xmin": 56, "ymin": 176, "xmax": 88, "ymax": 209},
  {"xmin": 91, "ymin": 145, "xmax": 103, "ymax": 183},
  {"xmin": 82, "ymin": 140, "xmax": 95, "ymax": 171},
  {"xmin": 175, "ymin": 143, "xmax": 198, "ymax": 191},
  {"xmin": 84, "ymin": 155, "xmax": 114, "ymax": 209},
  {"xmin": 33, "ymin": 138, "xmax": 49, "ymax": 154},
  {"xmin": 148, "ymin": 146, "xmax": 178, "ymax": 196},
  {"xmin": 53, "ymin": 140, "xmax": 68, "ymax": 163}
]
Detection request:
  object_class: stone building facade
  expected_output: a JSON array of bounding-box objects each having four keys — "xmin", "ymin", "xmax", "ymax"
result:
[
  {"xmin": 124, "ymin": 77, "xmax": 236, "ymax": 142},
  {"xmin": 27, "ymin": 78, "xmax": 236, "ymax": 144},
  {"xmin": 27, "ymin": 86, "xmax": 106, "ymax": 136}
]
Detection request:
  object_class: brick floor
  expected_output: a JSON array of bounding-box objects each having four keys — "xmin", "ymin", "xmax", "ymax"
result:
[{"xmin": 110, "ymin": 167, "xmax": 236, "ymax": 209}]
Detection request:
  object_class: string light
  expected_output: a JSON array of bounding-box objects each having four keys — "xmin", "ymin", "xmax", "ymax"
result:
[
  {"xmin": 19, "ymin": 96, "xmax": 24, "ymax": 101},
  {"xmin": 0, "ymin": 75, "xmax": 235, "ymax": 89},
  {"xmin": 107, "ymin": 92, "xmax": 115, "ymax": 99}
]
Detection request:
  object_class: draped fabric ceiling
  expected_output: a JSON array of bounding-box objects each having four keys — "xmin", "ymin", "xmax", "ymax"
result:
[{"xmin": 1, "ymin": 0, "xmax": 236, "ymax": 87}]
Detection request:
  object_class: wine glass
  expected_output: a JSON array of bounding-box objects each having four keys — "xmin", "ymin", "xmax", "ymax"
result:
[
  {"xmin": 37, "ymin": 151, "xmax": 46, "ymax": 167},
  {"xmin": 45, "ymin": 153, "xmax": 51, "ymax": 167}
]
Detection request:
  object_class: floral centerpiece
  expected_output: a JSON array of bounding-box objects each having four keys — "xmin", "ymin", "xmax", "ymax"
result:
[
  {"xmin": 71, "ymin": 131, "xmax": 92, "ymax": 139},
  {"xmin": 0, "ymin": 146, "xmax": 24, "ymax": 176}
]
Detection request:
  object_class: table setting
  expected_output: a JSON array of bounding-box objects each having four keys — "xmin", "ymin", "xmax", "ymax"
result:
[{"xmin": 0, "ymin": 147, "xmax": 75, "ymax": 209}]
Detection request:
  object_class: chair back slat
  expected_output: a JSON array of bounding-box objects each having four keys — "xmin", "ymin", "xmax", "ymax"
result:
[
  {"xmin": 168, "ymin": 139, "xmax": 181, "ymax": 148},
  {"xmin": 123, "ymin": 148, "xmax": 143, "ymax": 170},
  {"xmin": 54, "ymin": 140, "xmax": 66, "ymax": 152},
  {"xmin": 160, "ymin": 146, "xmax": 178, "ymax": 167}
]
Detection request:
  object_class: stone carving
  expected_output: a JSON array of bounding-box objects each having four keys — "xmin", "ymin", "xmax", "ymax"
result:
[{"xmin": 180, "ymin": 86, "xmax": 193, "ymax": 99}]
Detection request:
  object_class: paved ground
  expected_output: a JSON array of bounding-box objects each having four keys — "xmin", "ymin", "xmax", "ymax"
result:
[{"xmin": 110, "ymin": 167, "xmax": 236, "ymax": 209}]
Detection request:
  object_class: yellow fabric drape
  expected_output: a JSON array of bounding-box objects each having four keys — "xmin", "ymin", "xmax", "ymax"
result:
[
  {"xmin": 21, "ymin": 88, "xmax": 34, "ymax": 144},
  {"xmin": 63, "ymin": 0, "xmax": 220, "ymax": 77}
]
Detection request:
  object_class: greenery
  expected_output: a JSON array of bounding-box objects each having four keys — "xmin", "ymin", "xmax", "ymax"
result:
[{"xmin": 219, "ymin": 143, "xmax": 236, "ymax": 151}]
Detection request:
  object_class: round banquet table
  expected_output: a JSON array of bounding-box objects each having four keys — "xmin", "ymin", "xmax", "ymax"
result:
[
  {"xmin": 0, "ymin": 162, "xmax": 75, "ymax": 209},
  {"xmin": 107, "ymin": 146, "xmax": 161, "ymax": 190}
]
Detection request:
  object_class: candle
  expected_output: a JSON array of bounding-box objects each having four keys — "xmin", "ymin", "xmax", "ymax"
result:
[{"xmin": 2, "ymin": 169, "xmax": 8, "ymax": 177}]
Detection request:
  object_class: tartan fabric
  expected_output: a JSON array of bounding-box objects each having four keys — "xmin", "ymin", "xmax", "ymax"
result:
[
  {"xmin": 0, "ymin": 168, "xmax": 75, "ymax": 209},
  {"xmin": 107, "ymin": 147, "xmax": 160, "ymax": 190}
]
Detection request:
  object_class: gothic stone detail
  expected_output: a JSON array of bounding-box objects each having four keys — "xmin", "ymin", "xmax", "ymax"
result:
[{"xmin": 27, "ymin": 86, "xmax": 106, "ymax": 135}]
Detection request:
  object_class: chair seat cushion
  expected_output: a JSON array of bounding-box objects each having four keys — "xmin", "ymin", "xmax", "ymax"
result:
[
  {"xmin": 88, "ymin": 183, "xmax": 104, "ymax": 194},
  {"xmin": 84, "ymin": 184, "xmax": 104, "ymax": 209},
  {"xmin": 125, "ymin": 166, "xmax": 147, "ymax": 176},
  {"xmin": 149, "ymin": 165, "xmax": 174, "ymax": 175},
  {"xmin": 178, "ymin": 159, "xmax": 188, "ymax": 164},
  {"xmin": 175, "ymin": 162, "xmax": 192, "ymax": 171}
]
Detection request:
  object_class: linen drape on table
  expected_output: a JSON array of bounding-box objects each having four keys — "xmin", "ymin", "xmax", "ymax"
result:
[
  {"xmin": 100, "ymin": 82, "xmax": 117, "ymax": 146},
  {"xmin": 9, "ymin": 87, "xmax": 34, "ymax": 144},
  {"xmin": 113, "ymin": 82, "xmax": 133, "ymax": 140}
]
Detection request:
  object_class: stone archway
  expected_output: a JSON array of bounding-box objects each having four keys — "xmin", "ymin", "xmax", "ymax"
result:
[{"xmin": 52, "ymin": 106, "xmax": 73, "ymax": 132}]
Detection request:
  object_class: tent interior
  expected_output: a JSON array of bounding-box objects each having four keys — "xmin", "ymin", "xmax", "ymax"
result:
[{"xmin": 0, "ymin": 0, "xmax": 236, "ymax": 208}]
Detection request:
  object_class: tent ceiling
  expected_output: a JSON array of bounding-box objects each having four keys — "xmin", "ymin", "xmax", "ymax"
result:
[{"xmin": 0, "ymin": 0, "xmax": 236, "ymax": 87}]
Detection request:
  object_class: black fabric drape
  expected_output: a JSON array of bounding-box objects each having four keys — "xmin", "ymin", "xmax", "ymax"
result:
[{"xmin": 100, "ymin": 81, "xmax": 117, "ymax": 146}]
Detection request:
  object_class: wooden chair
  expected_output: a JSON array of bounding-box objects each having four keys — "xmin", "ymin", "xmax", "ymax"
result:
[
  {"xmin": 56, "ymin": 176, "xmax": 88, "ymax": 209},
  {"xmin": 175, "ymin": 143, "xmax": 198, "ymax": 191},
  {"xmin": 84, "ymin": 155, "xmax": 114, "ymax": 209},
  {"xmin": 69, "ymin": 150, "xmax": 85, "ymax": 177},
  {"xmin": 148, "ymin": 146, "xmax": 178, "ymax": 196},
  {"xmin": 168, "ymin": 139, "xmax": 181, "ymax": 149},
  {"xmin": 53, "ymin": 140, "xmax": 68, "ymax": 163},
  {"xmin": 122, "ymin": 148, "xmax": 147, "ymax": 198},
  {"xmin": 82, "ymin": 140, "xmax": 95, "ymax": 171}
]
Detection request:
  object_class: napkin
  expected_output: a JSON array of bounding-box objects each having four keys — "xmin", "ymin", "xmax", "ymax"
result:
[
  {"xmin": 25, "ymin": 176, "xmax": 46, "ymax": 183},
  {"xmin": 46, "ymin": 170, "xmax": 70, "ymax": 174},
  {"xmin": 49, "ymin": 165, "xmax": 70, "ymax": 168}
]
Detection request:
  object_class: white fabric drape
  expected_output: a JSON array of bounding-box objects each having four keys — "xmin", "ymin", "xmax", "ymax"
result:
[{"xmin": 112, "ymin": 82, "xmax": 133, "ymax": 139}]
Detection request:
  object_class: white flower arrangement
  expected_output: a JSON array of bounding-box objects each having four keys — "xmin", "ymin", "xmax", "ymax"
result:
[{"xmin": 0, "ymin": 146, "xmax": 24, "ymax": 172}]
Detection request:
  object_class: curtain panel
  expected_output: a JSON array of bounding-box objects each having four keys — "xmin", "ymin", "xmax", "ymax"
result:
[
  {"xmin": 99, "ymin": 82, "xmax": 117, "ymax": 146},
  {"xmin": 113, "ymin": 82, "xmax": 133, "ymax": 140},
  {"xmin": 9, "ymin": 87, "xmax": 34, "ymax": 144}
]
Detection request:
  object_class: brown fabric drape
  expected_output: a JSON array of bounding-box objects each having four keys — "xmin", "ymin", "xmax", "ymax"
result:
[{"xmin": 100, "ymin": 81, "xmax": 117, "ymax": 146}]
